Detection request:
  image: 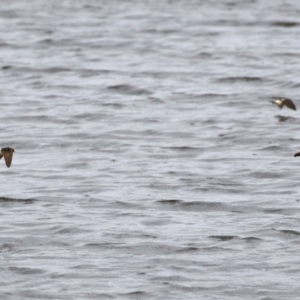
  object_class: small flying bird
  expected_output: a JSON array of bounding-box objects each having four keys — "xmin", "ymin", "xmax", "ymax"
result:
[
  {"xmin": 0, "ymin": 147, "xmax": 15, "ymax": 168},
  {"xmin": 295, "ymin": 151, "xmax": 300, "ymax": 157},
  {"xmin": 270, "ymin": 98, "xmax": 297, "ymax": 111}
]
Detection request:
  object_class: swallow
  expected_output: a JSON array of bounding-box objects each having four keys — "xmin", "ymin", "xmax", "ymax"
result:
[
  {"xmin": 0, "ymin": 147, "xmax": 15, "ymax": 168},
  {"xmin": 295, "ymin": 151, "xmax": 300, "ymax": 157},
  {"xmin": 270, "ymin": 98, "xmax": 296, "ymax": 111}
]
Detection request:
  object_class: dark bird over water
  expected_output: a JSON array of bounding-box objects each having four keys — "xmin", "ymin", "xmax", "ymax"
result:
[
  {"xmin": 0, "ymin": 147, "xmax": 14, "ymax": 168},
  {"xmin": 294, "ymin": 151, "xmax": 300, "ymax": 157},
  {"xmin": 270, "ymin": 98, "xmax": 296, "ymax": 111}
]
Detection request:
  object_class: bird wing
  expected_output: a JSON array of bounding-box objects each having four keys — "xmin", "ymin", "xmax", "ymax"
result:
[
  {"xmin": 294, "ymin": 151, "xmax": 300, "ymax": 157},
  {"xmin": 283, "ymin": 99, "xmax": 296, "ymax": 110},
  {"xmin": 3, "ymin": 152, "xmax": 13, "ymax": 167}
]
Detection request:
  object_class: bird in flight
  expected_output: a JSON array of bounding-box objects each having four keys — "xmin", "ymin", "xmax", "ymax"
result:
[
  {"xmin": 270, "ymin": 98, "xmax": 296, "ymax": 111},
  {"xmin": 0, "ymin": 147, "xmax": 15, "ymax": 168},
  {"xmin": 295, "ymin": 151, "xmax": 300, "ymax": 157}
]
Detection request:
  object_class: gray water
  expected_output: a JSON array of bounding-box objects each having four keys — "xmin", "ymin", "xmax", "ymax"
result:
[{"xmin": 1, "ymin": 0, "xmax": 300, "ymax": 299}]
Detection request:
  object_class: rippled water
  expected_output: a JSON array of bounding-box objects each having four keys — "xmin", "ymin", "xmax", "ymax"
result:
[{"xmin": 1, "ymin": 0, "xmax": 300, "ymax": 299}]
